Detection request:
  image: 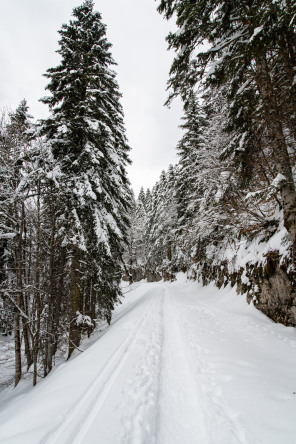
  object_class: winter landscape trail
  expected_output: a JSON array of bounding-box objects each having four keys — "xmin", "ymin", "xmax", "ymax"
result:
[{"xmin": 0, "ymin": 278, "xmax": 296, "ymax": 444}]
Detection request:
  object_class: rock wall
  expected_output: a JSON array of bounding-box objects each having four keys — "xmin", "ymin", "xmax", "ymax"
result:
[{"xmin": 199, "ymin": 251, "xmax": 296, "ymax": 327}]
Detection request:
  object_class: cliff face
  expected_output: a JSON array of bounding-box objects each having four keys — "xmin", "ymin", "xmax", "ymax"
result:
[{"xmin": 258, "ymin": 264, "xmax": 296, "ymax": 326}]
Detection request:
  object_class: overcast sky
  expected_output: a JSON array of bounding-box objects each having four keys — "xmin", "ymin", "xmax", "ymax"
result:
[{"xmin": 0, "ymin": 0, "xmax": 183, "ymax": 196}]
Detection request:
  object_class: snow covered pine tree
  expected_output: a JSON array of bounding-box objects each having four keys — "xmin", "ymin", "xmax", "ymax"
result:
[
  {"xmin": 158, "ymin": 0, "xmax": 296, "ymax": 264},
  {"xmin": 40, "ymin": 0, "xmax": 131, "ymax": 357}
]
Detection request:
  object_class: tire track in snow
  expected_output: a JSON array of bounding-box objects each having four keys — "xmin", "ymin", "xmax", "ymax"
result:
[{"xmin": 42, "ymin": 289, "xmax": 159, "ymax": 444}]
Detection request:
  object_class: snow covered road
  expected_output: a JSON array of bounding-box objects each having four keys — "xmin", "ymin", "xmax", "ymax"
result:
[{"xmin": 0, "ymin": 279, "xmax": 296, "ymax": 443}]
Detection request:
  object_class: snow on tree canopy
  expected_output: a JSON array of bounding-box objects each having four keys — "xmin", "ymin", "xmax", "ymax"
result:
[
  {"xmin": 40, "ymin": 0, "xmax": 131, "ymax": 253},
  {"xmin": 39, "ymin": 0, "xmax": 132, "ymax": 357}
]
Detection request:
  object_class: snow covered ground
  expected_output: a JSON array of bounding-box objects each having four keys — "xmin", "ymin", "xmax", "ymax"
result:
[{"xmin": 0, "ymin": 276, "xmax": 296, "ymax": 443}]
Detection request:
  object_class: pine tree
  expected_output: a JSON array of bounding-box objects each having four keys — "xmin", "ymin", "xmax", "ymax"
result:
[
  {"xmin": 176, "ymin": 93, "xmax": 208, "ymax": 232},
  {"xmin": 145, "ymin": 168, "xmax": 178, "ymax": 278},
  {"xmin": 158, "ymin": 0, "xmax": 296, "ymax": 263},
  {"xmin": 40, "ymin": 0, "xmax": 131, "ymax": 357},
  {"xmin": 134, "ymin": 188, "xmax": 149, "ymax": 265},
  {"xmin": 123, "ymin": 188, "xmax": 151, "ymax": 281}
]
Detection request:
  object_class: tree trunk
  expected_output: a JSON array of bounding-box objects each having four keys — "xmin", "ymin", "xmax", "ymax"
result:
[
  {"xmin": 90, "ymin": 280, "xmax": 96, "ymax": 331},
  {"xmin": 13, "ymin": 202, "xmax": 32, "ymax": 384},
  {"xmin": 278, "ymin": 33, "xmax": 296, "ymax": 145},
  {"xmin": 51, "ymin": 249, "xmax": 65, "ymax": 361},
  {"xmin": 255, "ymin": 53, "xmax": 296, "ymax": 261},
  {"xmin": 20, "ymin": 204, "xmax": 33, "ymax": 370},
  {"xmin": 45, "ymin": 204, "xmax": 56, "ymax": 376},
  {"xmin": 14, "ymin": 310, "xmax": 22, "ymax": 387},
  {"xmin": 33, "ymin": 184, "xmax": 41, "ymax": 386},
  {"xmin": 68, "ymin": 245, "xmax": 82, "ymax": 359}
]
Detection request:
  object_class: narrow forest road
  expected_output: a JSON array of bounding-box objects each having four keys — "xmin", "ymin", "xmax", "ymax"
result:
[{"xmin": 0, "ymin": 279, "xmax": 296, "ymax": 444}]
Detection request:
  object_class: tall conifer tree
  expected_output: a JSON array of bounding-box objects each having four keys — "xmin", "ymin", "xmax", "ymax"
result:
[
  {"xmin": 158, "ymin": 0, "xmax": 296, "ymax": 263},
  {"xmin": 40, "ymin": 0, "xmax": 131, "ymax": 356}
]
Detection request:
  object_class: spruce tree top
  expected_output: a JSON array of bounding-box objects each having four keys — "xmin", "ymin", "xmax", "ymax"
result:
[
  {"xmin": 40, "ymin": 0, "xmax": 129, "ymax": 166},
  {"xmin": 40, "ymin": 0, "xmax": 131, "ymax": 253}
]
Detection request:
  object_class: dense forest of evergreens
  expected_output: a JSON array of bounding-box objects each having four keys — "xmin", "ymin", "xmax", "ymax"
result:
[
  {"xmin": 0, "ymin": 1, "xmax": 132, "ymax": 386},
  {"xmin": 1, "ymin": 0, "xmax": 296, "ymax": 388},
  {"xmin": 124, "ymin": 0, "xmax": 296, "ymax": 325}
]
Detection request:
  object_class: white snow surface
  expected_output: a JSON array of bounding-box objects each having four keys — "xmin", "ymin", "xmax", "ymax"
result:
[{"xmin": 0, "ymin": 278, "xmax": 296, "ymax": 444}]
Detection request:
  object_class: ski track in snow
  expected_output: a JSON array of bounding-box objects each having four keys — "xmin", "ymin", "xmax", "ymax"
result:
[
  {"xmin": 155, "ymin": 288, "xmax": 208, "ymax": 444},
  {"xmin": 119, "ymin": 288, "xmax": 164, "ymax": 444},
  {"xmin": 43, "ymin": 289, "xmax": 159, "ymax": 444},
  {"xmin": 118, "ymin": 287, "xmax": 208, "ymax": 444},
  {"xmin": 0, "ymin": 280, "xmax": 296, "ymax": 444}
]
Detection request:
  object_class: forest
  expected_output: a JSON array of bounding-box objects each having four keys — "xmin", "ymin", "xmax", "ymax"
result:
[{"xmin": 1, "ymin": 0, "xmax": 296, "ymax": 390}]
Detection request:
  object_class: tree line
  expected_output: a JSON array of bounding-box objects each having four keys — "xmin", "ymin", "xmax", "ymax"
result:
[
  {"xmin": 2, "ymin": 0, "xmax": 296, "ymax": 389},
  {"xmin": 125, "ymin": 0, "xmax": 296, "ymax": 295},
  {"xmin": 0, "ymin": 0, "xmax": 131, "ymax": 387}
]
